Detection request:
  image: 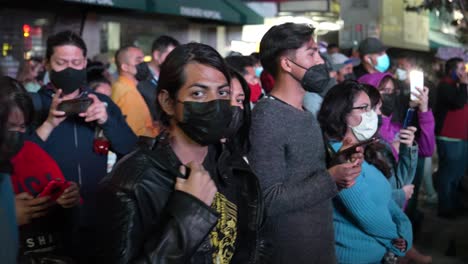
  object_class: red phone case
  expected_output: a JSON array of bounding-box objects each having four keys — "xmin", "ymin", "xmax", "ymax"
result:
[{"xmin": 38, "ymin": 180, "xmax": 71, "ymax": 200}]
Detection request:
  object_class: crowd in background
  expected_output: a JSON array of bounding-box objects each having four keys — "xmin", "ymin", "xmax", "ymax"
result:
[{"xmin": 0, "ymin": 22, "xmax": 466, "ymax": 264}]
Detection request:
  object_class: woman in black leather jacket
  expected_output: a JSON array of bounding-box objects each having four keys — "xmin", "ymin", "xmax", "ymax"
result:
[{"xmin": 96, "ymin": 43, "xmax": 264, "ymax": 264}]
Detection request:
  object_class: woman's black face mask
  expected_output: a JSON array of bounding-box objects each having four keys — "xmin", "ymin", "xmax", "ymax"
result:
[{"xmin": 224, "ymin": 106, "xmax": 244, "ymax": 139}]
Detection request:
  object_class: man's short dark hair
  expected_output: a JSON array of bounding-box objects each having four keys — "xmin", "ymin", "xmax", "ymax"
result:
[
  {"xmin": 259, "ymin": 23, "xmax": 315, "ymax": 78},
  {"xmin": 114, "ymin": 45, "xmax": 139, "ymax": 71},
  {"xmin": 225, "ymin": 56, "xmax": 255, "ymax": 76},
  {"xmin": 151, "ymin": 35, "xmax": 180, "ymax": 53},
  {"xmin": 327, "ymin": 43, "xmax": 338, "ymax": 50},
  {"xmin": 445, "ymin": 57, "xmax": 464, "ymax": 75},
  {"xmin": 46, "ymin": 30, "xmax": 87, "ymax": 61},
  {"xmin": 396, "ymin": 52, "xmax": 417, "ymax": 66},
  {"xmin": 250, "ymin": 52, "xmax": 260, "ymax": 63}
]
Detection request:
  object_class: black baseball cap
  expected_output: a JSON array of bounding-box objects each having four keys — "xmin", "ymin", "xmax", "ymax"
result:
[{"xmin": 358, "ymin": 37, "xmax": 386, "ymax": 56}]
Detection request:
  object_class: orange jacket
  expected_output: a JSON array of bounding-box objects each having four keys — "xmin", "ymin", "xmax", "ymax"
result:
[{"xmin": 112, "ymin": 76, "xmax": 159, "ymax": 137}]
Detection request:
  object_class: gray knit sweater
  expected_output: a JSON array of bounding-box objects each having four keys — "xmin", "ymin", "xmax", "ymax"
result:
[{"xmin": 249, "ymin": 97, "xmax": 338, "ymax": 264}]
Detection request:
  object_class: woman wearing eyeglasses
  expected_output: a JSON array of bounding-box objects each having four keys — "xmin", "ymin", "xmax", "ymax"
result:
[{"xmin": 318, "ymin": 81, "xmax": 413, "ymax": 264}]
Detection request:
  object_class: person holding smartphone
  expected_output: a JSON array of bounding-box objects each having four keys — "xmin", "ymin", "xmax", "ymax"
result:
[
  {"xmin": 358, "ymin": 72, "xmax": 435, "ymax": 200},
  {"xmin": 27, "ymin": 31, "xmax": 137, "ymax": 262},
  {"xmin": 318, "ymin": 81, "xmax": 413, "ymax": 263},
  {"xmin": 2, "ymin": 76, "xmax": 80, "ymax": 263},
  {"xmin": 434, "ymin": 57, "xmax": 468, "ymax": 219},
  {"xmin": 0, "ymin": 77, "xmax": 20, "ymax": 264}
]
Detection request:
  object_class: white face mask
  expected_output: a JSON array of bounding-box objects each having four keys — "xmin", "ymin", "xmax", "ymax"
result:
[
  {"xmin": 396, "ymin": 68, "xmax": 408, "ymax": 81},
  {"xmin": 350, "ymin": 110, "xmax": 378, "ymax": 141}
]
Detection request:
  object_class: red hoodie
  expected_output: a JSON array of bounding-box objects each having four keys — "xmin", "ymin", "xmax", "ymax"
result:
[
  {"xmin": 436, "ymin": 77, "xmax": 468, "ymax": 140},
  {"xmin": 10, "ymin": 141, "xmax": 66, "ymax": 196}
]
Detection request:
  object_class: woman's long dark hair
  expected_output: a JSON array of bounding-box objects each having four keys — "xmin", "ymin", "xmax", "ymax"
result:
[
  {"xmin": 0, "ymin": 76, "xmax": 33, "ymax": 168},
  {"xmin": 227, "ymin": 68, "xmax": 251, "ymax": 155},
  {"xmin": 318, "ymin": 80, "xmax": 393, "ymax": 178},
  {"xmin": 362, "ymin": 84, "xmax": 394, "ymax": 178},
  {"xmin": 318, "ymin": 80, "xmax": 366, "ymax": 141}
]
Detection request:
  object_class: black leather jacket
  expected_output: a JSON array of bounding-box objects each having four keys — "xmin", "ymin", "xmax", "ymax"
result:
[{"xmin": 96, "ymin": 134, "xmax": 264, "ymax": 263}]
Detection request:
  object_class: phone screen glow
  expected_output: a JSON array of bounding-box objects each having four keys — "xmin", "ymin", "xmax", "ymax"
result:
[{"xmin": 409, "ymin": 70, "xmax": 424, "ymax": 101}]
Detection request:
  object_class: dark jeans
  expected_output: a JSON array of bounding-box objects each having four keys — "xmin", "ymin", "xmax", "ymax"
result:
[
  {"xmin": 406, "ymin": 156, "xmax": 425, "ymax": 221},
  {"xmin": 436, "ymin": 139, "xmax": 468, "ymax": 212}
]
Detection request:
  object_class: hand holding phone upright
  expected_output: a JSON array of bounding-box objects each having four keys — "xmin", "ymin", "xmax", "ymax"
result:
[{"xmin": 409, "ymin": 70, "xmax": 424, "ymax": 101}]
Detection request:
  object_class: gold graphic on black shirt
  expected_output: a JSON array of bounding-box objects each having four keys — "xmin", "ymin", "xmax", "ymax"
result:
[{"xmin": 210, "ymin": 192, "xmax": 238, "ymax": 264}]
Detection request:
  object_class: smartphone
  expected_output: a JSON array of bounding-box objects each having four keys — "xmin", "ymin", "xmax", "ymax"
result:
[
  {"xmin": 38, "ymin": 180, "xmax": 71, "ymax": 201},
  {"xmin": 402, "ymin": 108, "xmax": 415, "ymax": 129},
  {"xmin": 332, "ymin": 137, "xmax": 379, "ymax": 165},
  {"xmin": 409, "ymin": 70, "xmax": 423, "ymax": 101},
  {"xmin": 57, "ymin": 97, "xmax": 93, "ymax": 115}
]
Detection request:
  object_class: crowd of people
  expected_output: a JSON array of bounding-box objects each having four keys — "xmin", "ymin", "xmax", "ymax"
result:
[{"xmin": 0, "ymin": 22, "xmax": 466, "ymax": 264}]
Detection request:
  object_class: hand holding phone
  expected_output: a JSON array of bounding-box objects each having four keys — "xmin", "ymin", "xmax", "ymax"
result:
[
  {"xmin": 57, "ymin": 97, "xmax": 93, "ymax": 116},
  {"xmin": 38, "ymin": 179, "xmax": 71, "ymax": 201},
  {"xmin": 409, "ymin": 70, "xmax": 424, "ymax": 101},
  {"xmin": 337, "ymin": 137, "xmax": 378, "ymax": 159},
  {"xmin": 331, "ymin": 137, "xmax": 379, "ymax": 166},
  {"xmin": 402, "ymin": 108, "xmax": 415, "ymax": 129}
]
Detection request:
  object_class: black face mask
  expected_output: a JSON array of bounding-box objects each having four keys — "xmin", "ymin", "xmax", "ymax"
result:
[
  {"xmin": 177, "ymin": 99, "xmax": 233, "ymax": 146},
  {"xmin": 135, "ymin": 62, "xmax": 152, "ymax": 82},
  {"xmin": 50, "ymin": 67, "xmax": 86, "ymax": 94},
  {"xmin": 0, "ymin": 131, "xmax": 24, "ymax": 162},
  {"xmin": 224, "ymin": 106, "xmax": 244, "ymax": 139},
  {"xmin": 381, "ymin": 94, "xmax": 395, "ymax": 117},
  {"xmin": 344, "ymin": 73, "xmax": 356, "ymax": 81},
  {"xmin": 289, "ymin": 60, "xmax": 331, "ymax": 94},
  {"xmin": 36, "ymin": 70, "xmax": 46, "ymax": 83}
]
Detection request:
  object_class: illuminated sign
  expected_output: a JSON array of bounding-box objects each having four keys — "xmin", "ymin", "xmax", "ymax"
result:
[{"xmin": 180, "ymin": 6, "xmax": 222, "ymax": 20}]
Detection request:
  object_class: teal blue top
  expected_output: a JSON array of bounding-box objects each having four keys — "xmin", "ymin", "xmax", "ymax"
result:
[
  {"xmin": 0, "ymin": 173, "xmax": 18, "ymax": 263},
  {"xmin": 331, "ymin": 142, "xmax": 413, "ymax": 264}
]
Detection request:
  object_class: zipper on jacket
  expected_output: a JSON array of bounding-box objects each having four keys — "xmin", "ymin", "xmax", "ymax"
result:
[{"xmin": 74, "ymin": 123, "xmax": 83, "ymax": 185}]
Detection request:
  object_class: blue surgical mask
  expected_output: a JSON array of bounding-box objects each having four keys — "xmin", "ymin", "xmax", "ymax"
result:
[
  {"xmin": 396, "ymin": 68, "xmax": 407, "ymax": 81},
  {"xmin": 375, "ymin": 54, "xmax": 390, "ymax": 73},
  {"xmin": 255, "ymin": 66, "xmax": 263, "ymax": 77}
]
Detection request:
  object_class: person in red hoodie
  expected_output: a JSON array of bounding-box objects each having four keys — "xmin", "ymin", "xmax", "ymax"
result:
[
  {"xmin": 3, "ymin": 76, "xmax": 80, "ymax": 262},
  {"xmin": 225, "ymin": 55, "xmax": 263, "ymax": 104},
  {"xmin": 434, "ymin": 57, "xmax": 468, "ymax": 218}
]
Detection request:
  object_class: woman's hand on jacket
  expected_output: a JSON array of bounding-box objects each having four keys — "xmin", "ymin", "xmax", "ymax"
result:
[{"xmin": 176, "ymin": 162, "xmax": 217, "ymax": 206}]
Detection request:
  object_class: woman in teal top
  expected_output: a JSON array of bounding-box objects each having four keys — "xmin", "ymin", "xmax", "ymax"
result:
[
  {"xmin": 318, "ymin": 81, "xmax": 413, "ymax": 264},
  {"xmin": 0, "ymin": 76, "xmax": 19, "ymax": 263}
]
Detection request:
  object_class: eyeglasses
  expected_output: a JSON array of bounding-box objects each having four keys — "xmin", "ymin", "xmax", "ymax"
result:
[{"xmin": 351, "ymin": 104, "xmax": 370, "ymax": 112}]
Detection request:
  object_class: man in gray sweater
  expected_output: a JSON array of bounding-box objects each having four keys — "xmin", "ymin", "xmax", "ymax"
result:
[{"xmin": 249, "ymin": 23, "xmax": 363, "ymax": 263}]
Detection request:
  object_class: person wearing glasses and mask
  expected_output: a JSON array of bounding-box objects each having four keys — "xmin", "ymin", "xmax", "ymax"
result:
[
  {"xmin": 318, "ymin": 81, "xmax": 413, "ymax": 264},
  {"xmin": 96, "ymin": 43, "xmax": 264, "ymax": 264}
]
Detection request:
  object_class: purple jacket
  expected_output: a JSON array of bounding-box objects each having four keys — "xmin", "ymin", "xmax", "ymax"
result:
[
  {"xmin": 380, "ymin": 112, "xmax": 435, "ymax": 159},
  {"xmin": 359, "ymin": 73, "xmax": 436, "ymax": 159}
]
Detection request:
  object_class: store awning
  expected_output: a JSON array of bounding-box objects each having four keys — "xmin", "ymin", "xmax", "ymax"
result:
[
  {"xmin": 429, "ymin": 30, "xmax": 465, "ymax": 49},
  {"xmin": 64, "ymin": 0, "xmax": 264, "ymax": 25},
  {"xmin": 150, "ymin": 0, "xmax": 264, "ymax": 25},
  {"xmin": 64, "ymin": 0, "xmax": 147, "ymax": 11}
]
